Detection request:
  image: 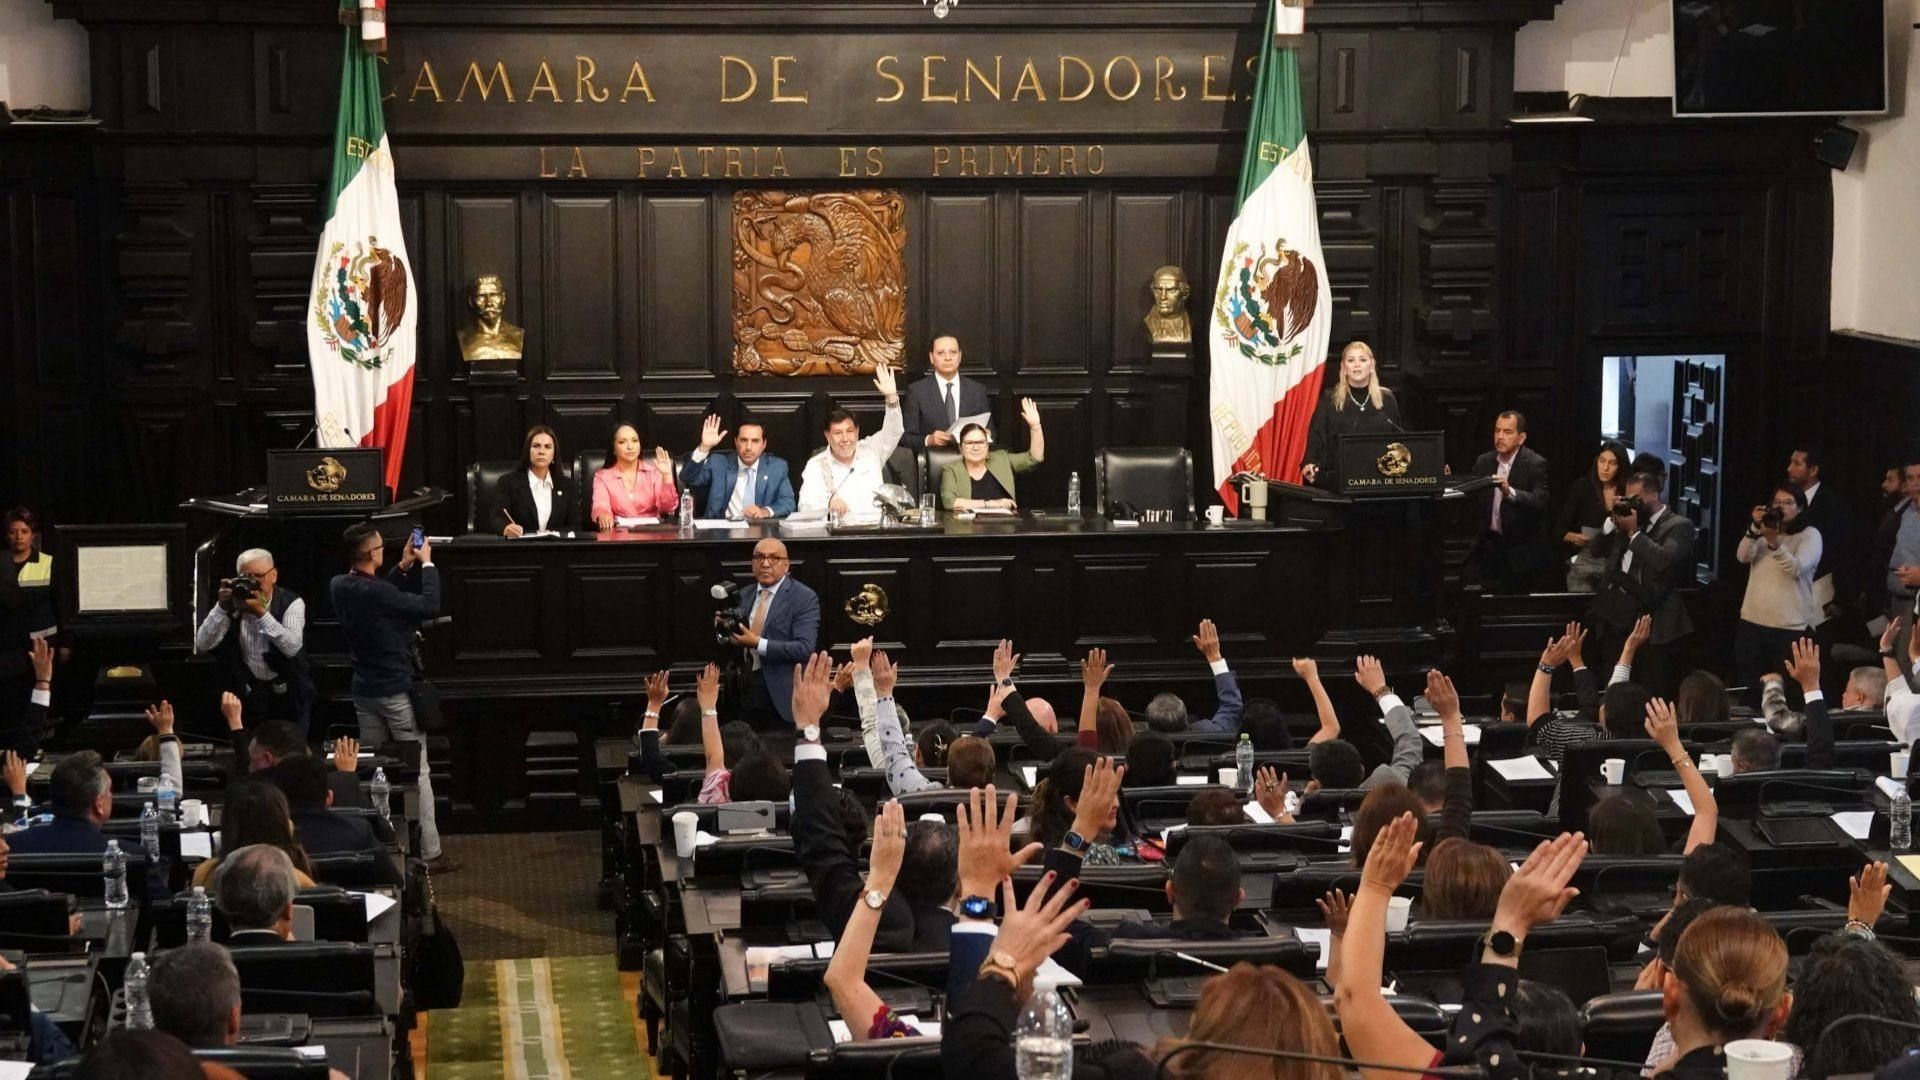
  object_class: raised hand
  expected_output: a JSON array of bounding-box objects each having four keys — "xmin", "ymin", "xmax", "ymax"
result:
[
  {"xmin": 871, "ymin": 362, "xmax": 898, "ymax": 400},
  {"xmin": 1624, "ymin": 613, "xmax": 1653, "ymax": 655},
  {"xmin": 993, "ymin": 638, "xmax": 1020, "ymax": 684},
  {"xmin": 871, "ymin": 650, "xmax": 899, "ymax": 697},
  {"xmin": 1192, "ymin": 619, "xmax": 1223, "ymax": 664},
  {"xmin": 2, "ymin": 750, "xmax": 25, "ymax": 798},
  {"xmin": 645, "ymin": 670, "xmax": 671, "ymax": 714},
  {"xmin": 850, "ymin": 636, "xmax": 874, "ymax": 666},
  {"xmin": 1081, "ymin": 647, "xmax": 1112, "ymax": 692},
  {"xmin": 1850, "ymin": 861, "xmax": 1892, "ymax": 927},
  {"xmin": 1425, "ymin": 669, "xmax": 1461, "ymax": 721},
  {"xmin": 984, "ymin": 681, "xmax": 1014, "ymax": 721},
  {"xmin": 699, "ymin": 414, "xmax": 727, "ymax": 452},
  {"xmin": 1493, "ymin": 833, "xmax": 1588, "ymax": 940},
  {"xmin": 993, "ymin": 872, "xmax": 1088, "ymax": 984},
  {"xmin": 791, "ymin": 652, "xmax": 834, "ymax": 729},
  {"xmin": 696, "ymin": 662, "xmax": 720, "ymax": 713},
  {"xmin": 220, "ymin": 691, "xmax": 244, "ymax": 731},
  {"xmin": 1539, "ymin": 632, "xmax": 1572, "ymax": 670},
  {"xmin": 867, "ymin": 800, "xmax": 906, "ymax": 895},
  {"xmin": 1783, "ymin": 637, "xmax": 1821, "ymax": 693},
  {"xmin": 833, "ymin": 662, "xmax": 856, "ymax": 694},
  {"xmin": 1069, "ymin": 756, "xmax": 1125, "ymax": 842},
  {"xmin": 333, "ymin": 736, "xmax": 360, "ymax": 773},
  {"xmin": 1643, "ymin": 697, "xmax": 1680, "ymax": 750},
  {"xmin": 144, "ymin": 700, "xmax": 175, "ymax": 736},
  {"xmin": 1563, "ymin": 622, "xmax": 1588, "ymax": 668},
  {"xmin": 1358, "ymin": 811, "xmax": 1423, "ymax": 895},
  {"xmin": 1254, "ymin": 766, "xmax": 1291, "ymax": 823},
  {"xmin": 1021, "ymin": 397, "xmax": 1041, "ymax": 428},
  {"xmin": 653, "ymin": 445, "xmax": 674, "ymax": 476},
  {"xmin": 1881, "ymin": 620, "xmax": 1904, "ymax": 655},
  {"xmin": 1316, "ymin": 888, "xmax": 1352, "ymax": 935},
  {"xmin": 959, "ymin": 785, "xmax": 1044, "ymax": 900},
  {"xmin": 1354, "ymin": 655, "xmax": 1387, "ymax": 696},
  {"xmin": 28, "ymin": 639, "xmax": 52, "ymax": 683},
  {"xmin": 1291, "ymin": 656, "xmax": 1320, "ymax": 681}
]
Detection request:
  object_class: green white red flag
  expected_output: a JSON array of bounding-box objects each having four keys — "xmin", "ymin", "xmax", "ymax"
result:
[
  {"xmin": 308, "ymin": 1, "xmax": 413, "ymax": 493},
  {"xmin": 1207, "ymin": 0, "xmax": 1332, "ymax": 510}
]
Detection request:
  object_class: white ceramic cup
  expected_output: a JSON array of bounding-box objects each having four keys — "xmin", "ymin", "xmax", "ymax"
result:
[
  {"xmin": 1725, "ymin": 1040, "xmax": 1795, "ymax": 1080},
  {"xmin": 179, "ymin": 799, "xmax": 207, "ymax": 828},
  {"xmin": 671, "ymin": 811, "xmax": 700, "ymax": 860},
  {"xmin": 1698, "ymin": 754, "xmax": 1718, "ymax": 776},
  {"xmin": 1893, "ymin": 751, "xmax": 1912, "ymax": 778},
  {"xmin": 1385, "ymin": 896, "xmax": 1413, "ymax": 932},
  {"xmin": 1601, "ymin": 758, "xmax": 1626, "ymax": 785},
  {"xmin": 1217, "ymin": 767, "xmax": 1238, "ymax": 790},
  {"xmin": 1205, "ymin": 506, "xmax": 1225, "ymax": 526}
]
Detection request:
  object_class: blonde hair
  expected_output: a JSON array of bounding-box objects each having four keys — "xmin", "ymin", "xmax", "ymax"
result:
[
  {"xmin": 1331, "ymin": 341, "xmax": 1384, "ymax": 412},
  {"xmin": 1670, "ymin": 906, "xmax": 1788, "ymax": 1040},
  {"xmin": 1158, "ymin": 964, "xmax": 1344, "ymax": 1080}
]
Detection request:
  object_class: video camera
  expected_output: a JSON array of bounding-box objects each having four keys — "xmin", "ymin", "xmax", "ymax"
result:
[{"xmin": 711, "ymin": 580, "xmax": 745, "ymax": 646}]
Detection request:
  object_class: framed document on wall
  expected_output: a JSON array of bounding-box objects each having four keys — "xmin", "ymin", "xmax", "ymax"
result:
[{"xmin": 57, "ymin": 523, "xmax": 188, "ymax": 637}]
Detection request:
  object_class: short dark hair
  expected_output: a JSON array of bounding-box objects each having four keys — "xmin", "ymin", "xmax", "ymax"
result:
[
  {"xmin": 1731, "ymin": 729, "xmax": 1780, "ymax": 772},
  {"xmin": 76, "ymin": 1030, "xmax": 206, "ymax": 1080},
  {"xmin": 824, "ymin": 408, "xmax": 857, "ymax": 432},
  {"xmin": 1626, "ymin": 469, "xmax": 1665, "ymax": 498},
  {"xmin": 1589, "ymin": 793, "xmax": 1666, "ymax": 856},
  {"xmin": 1124, "ymin": 733, "xmax": 1177, "ymax": 788},
  {"xmin": 1655, "ymin": 896, "xmax": 1721, "ymax": 965},
  {"xmin": 1185, "ymin": 788, "xmax": 1244, "ymax": 827},
  {"xmin": 50, "ymin": 750, "xmax": 108, "ymax": 816},
  {"xmin": 1790, "ymin": 445, "xmax": 1823, "ymax": 471},
  {"xmin": 1678, "ymin": 843, "xmax": 1752, "ymax": 906},
  {"xmin": 899, "ymin": 819, "xmax": 958, "ymax": 908},
  {"xmin": 150, "ymin": 942, "xmax": 241, "ymax": 1048},
  {"xmin": 915, "ymin": 721, "xmax": 957, "ymax": 767},
  {"xmin": 1170, "ymin": 835, "xmax": 1241, "ymax": 923},
  {"xmin": 945, "ymin": 736, "xmax": 996, "ymax": 789},
  {"xmin": 1784, "ymin": 934, "xmax": 1920, "ymax": 1079},
  {"xmin": 1242, "ymin": 699, "xmax": 1290, "ymax": 751},
  {"xmin": 249, "ymin": 720, "xmax": 307, "ymax": 764},
  {"xmin": 728, "ymin": 749, "xmax": 790, "ymax": 803},
  {"xmin": 1497, "ymin": 410, "xmax": 1527, "ymax": 433},
  {"xmin": 1630, "ymin": 452, "xmax": 1666, "ymax": 477},
  {"xmin": 2, "ymin": 506, "xmax": 38, "ymax": 535},
  {"xmin": 1513, "ymin": 981, "xmax": 1580, "ymax": 1056},
  {"xmin": 1601, "ymin": 681, "xmax": 1651, "ymax": 739},
  {"xmin": 342, "ymin": 521, "xmax": 382, "ymax": 560},
  {"xmin": 1406, "ymin": 761, "xmax": 1447, "ymax": 808},
  {"xmin": 1308, "ymin": 740, "xmax": 1364, "ymax": 789},
  {"xmin": 736, "ymin": 419, "xmax": 767, "ymax": 441},
  {"xmin": 1501, "ymin": 682, "xmax": 1530, "ymax": 723},
  {"xmin": 263, "ymin": 753, "xmax": 330, "ymax": 809}
]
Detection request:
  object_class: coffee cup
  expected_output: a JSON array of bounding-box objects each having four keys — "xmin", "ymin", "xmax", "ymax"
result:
[
  {"xmin": 179, "ymin": 799, "xmax": 207, "ymax": 828},
  {"xmin": 136, "ymin": 775, "xmax": 159, "ymax": 794},
  {"xmin": 1217, "ymin": 767, "xmax": 1238, "ymax": 790},
  {"xmin": 672, "ymin": 811, "xmax": 700, "ymax": 860},
  {"xmin": 1601, "ymin": 758, "xmax": 1626, "ymax": 785},
  {"xmin": 1893, "ymin": 751, "xmax": 1912, "ymax": 779},
  {"xmin": 1725, "ymin": 1040, "xmax": 1794, "ymax": 1080},
  {"xmin": 1205, "ymin": 506, "xmax": 1225, "ymax": 526},
  {"xmin": 1385, "ymin": 896, "xmax": 1413, "ymax": 932}
]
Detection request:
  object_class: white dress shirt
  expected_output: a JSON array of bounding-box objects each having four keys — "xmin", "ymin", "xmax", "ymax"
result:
[
  {"xmin": 527, "ymin": 469, "xmax": 555, "ymax": 530},
  {"xmin": 796, "ymin": 404, "xmax": 904, "ymax": 516}
]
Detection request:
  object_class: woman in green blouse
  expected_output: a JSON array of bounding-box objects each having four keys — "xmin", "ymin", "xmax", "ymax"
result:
[{"xmin": 939, "ymin": 397, "xmax": 1046, "ymax": 511}]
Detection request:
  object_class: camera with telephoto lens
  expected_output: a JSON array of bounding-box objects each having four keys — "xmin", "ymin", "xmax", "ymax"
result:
[
  {"xmin": 226, "ymin": 575, "xmax": 261, "ymax": 604},
  {"xmin": 710, "ymin": 580, "xmax": 746, "ymax": 646},
  {"xmin": 1611, "ymin": 495, "xmax": 1645, "ymax": 520}
]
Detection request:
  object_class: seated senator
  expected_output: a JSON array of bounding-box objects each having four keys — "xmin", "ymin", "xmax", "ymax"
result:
[
  {"xmin": 494, "ymin": 425, "xmax": 578, "ymax": 536},
  {"xmin": 680, "ymin": 414, "xmax": 795, "ymax": 520},
  {"xmin": 591, "ymin": 423, "xmax": 678, "ymax": 529},
  {"xmin": 938, "ymin": 397, "xmax": 1045, "ymax": 512},
  {"xmin": 5, "ymin": 749, "xmax": 111, "ymax": 855}
]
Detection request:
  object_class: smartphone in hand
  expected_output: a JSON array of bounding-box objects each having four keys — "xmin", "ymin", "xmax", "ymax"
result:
[{"xmin": 408, "ymin": 526, "xmax": 425, "ymax": 550}]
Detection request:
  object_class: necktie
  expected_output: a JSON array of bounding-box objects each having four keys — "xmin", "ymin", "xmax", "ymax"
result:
[
  {"xmin": 1491, "ymin": 462, "xmax": 1508, "ymax": 533},
  {"xmin": 943, "ymin": 381, "xmax": 956, "ymax": 427},
  {"xmin": 727, "ymin": 465, "xmax": 752, "ymax": 519},
  {"xmin": 748, "ymin": 588, "xmax": 771, "ymax": 669}
]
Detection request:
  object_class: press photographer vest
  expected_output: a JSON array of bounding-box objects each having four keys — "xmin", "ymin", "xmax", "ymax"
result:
[{"xmin": 214, "ymin": 585, "xmax": 312, "ymax": 690}]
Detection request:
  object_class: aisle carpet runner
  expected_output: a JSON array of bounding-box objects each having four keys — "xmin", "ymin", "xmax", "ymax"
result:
[{"xmin": 425, "ymin": 958, "xmax": 653, "ymax": 1079}]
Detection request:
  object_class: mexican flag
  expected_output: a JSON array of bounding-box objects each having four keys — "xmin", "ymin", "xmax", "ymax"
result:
[
  {"xmin": 1207, "ymin": 0, "xmax": 1333, "ymax": 511},
  {"xmin": 308, "ymin": 1, "xmax": 413, "ymax": 495}
]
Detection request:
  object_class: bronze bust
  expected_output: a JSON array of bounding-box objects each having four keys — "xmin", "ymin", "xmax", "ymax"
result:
[
  {"xmin": 458, "ymin": 274, "xmax": 525, "ymax": 361},
  {"xmin": 1144, "ymin": 265, "xmax": 1192, "ymax": 345}
]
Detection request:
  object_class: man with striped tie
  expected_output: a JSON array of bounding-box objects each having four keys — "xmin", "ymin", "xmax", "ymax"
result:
[
  {"xmin": 722, "ymin": 537, "xmax": 821, "ymax": 730},
  {"xmin": 681, "ymin": 415, "xmax": 797, "ymax": 520}
]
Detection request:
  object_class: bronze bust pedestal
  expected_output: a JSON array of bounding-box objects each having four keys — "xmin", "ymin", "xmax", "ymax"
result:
[{"xmin": 459, "ymin": 274, "xmax": 524, "ymax": 383}]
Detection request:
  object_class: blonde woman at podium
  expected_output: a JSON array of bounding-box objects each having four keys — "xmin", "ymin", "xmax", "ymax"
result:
[{"xmin": 1299, "ymin": 340, "xmax": 1404, "ymax": 491}]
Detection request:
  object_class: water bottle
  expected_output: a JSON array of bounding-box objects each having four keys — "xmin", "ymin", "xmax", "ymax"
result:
[
  {"xmin": 1066, "ymin": 472, "xmax": 1082, "ymax": 518},
  {"xmin": 186, "ymin": 885, "xmax": 213, "ymax": 944},
  {"xmin": 678, "ymin": 490, "xmax": 694, "ymax": 533},
  {"xmin": 155, "ymin": 771, "xmax": 178, "ymax": 823},
  {"xmin": 1894, "ymin": 786, "xmax": 1913, "ymax": 852},
  {"xmin": 1014, "ymin": 984, "xmax": 1073, "ymax": 1080},
  {"xmin": 102, "ymin": 840, "xmax": 129, "ymax": 909},
  {"xmin": 370, "ymin": 767, "xmax": 392, "ymax": 825},
  {"xmin": 124, "ymin": 951, "xmax": 153, "ymax": 1030},
  {"xmin": 139, "ymin": 802, "xmax": 161, "ymax": 860},
  {"xmin": 1235, "ymin": 733, "xmax": 1255, "ymax": 795}
]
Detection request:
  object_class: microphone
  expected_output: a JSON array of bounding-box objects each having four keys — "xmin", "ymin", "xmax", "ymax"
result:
[
  {"xmin": 710, "ymin": 581, "xmax": 741, "ymax": 601},
  {"xmin": 1145, "ymin": 949, "xmax": 1231, "ymax": 977},
  {"xmin": 1154, "ymin": 1040, "xmax": 1487, "ymax": 1080}
]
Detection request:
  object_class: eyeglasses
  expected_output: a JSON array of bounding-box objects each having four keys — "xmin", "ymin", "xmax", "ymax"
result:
[
  {"xmin": 751, "ymin": 554, "xmax": 788, "ymax": 564},
  {"xmin": 961, "ymin": 440, "xmax": 990, "ymax": 448}
]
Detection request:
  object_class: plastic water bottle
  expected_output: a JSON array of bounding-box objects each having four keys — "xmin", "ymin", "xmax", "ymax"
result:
[
  {"xmin": 139, "ymin": 802, "xmax": 161, "ymax": 859},
  {"xmin": 1235, "ymin": 733, "xmax": 1255, "ymax": 795},
  {"xmin": 102, "ymin": 840, "xmax": 129, "ymax": 909},
  {"xmin": 1894, "ymin": 786, "xmax": 1913, "ymax": 852},
  {"xmin": 1066, "ymin": 472, "xmax": 1082, "ymax": 518},
  {"xmin": 155, "ymin": 771, "xmax": 178, "ymax": 822},
  {"xmin": 124, "ymin": 951, "xmax": 153, "ymax": 1030},
  {"xmin": 186, "ymin": 885, "xmax": 213, "ymax": 944},
  {"xmin": 370, "ymin": 767, "xmax": 391, "ymax": 824},
  {"xmin": 678, "ymin": 490, "xmax": 694, "ymax": 533},
  {"xmin": 1015, "ymin": 984, "xmax": 1073, "ymax": 1080}
]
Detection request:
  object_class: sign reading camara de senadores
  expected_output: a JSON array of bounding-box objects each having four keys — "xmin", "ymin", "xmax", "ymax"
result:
[{"xmin": 267, "ymin": 449, "xmax": 388, "ymax": 514}]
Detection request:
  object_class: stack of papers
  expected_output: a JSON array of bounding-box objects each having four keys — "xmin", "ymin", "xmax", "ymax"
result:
[
  {"xmin": 1666, "ymin": 790, "xmax": 1697, "ymax": 816},
  {"xmin": 1488, "ymin": 756, "xmax": 1554, "ymax": 782},
  {"xmin": 1174, "ymin": 775, "xmax": 1207, "ymax": 787},
  {"xmin": 179, "ymin": 833, "xmax": 214, "ymax": 860},
  {"xmin": 1294, "ymin": 927, "xmax": 1333, "ymax": 971},
  {"xmin": 613, "ymin": 516, "xmax": 659, "ymax": 528},
  {"xmin": 350, "ymin": 892, "xmax": 399, "ymax": 922},
  {"xmin": 1419, "ymin": 724, "xmax": 1482, "ymax": 747},
  {"xmin": 1830, "ymin": 811, "xmax": 1874, "ymax": 840}
]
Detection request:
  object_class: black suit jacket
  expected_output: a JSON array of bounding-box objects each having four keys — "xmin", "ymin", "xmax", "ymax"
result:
[
  {"xmin": 491, "ymin": 468, "xmax": 580, "ymax": 534},
  {"xmin": 1586, "ymin": 508, "xmax": 1697, "ymax": 643},
  {"xmin": 791, "ymin": 754, "xmax": 950, "ymax": 954},
  {"xmin": 900, "ymin": 373, "xmax": 992, "ymax": 449},
  {"xmin": 290, "ymin": 805, "xmax": 381, "ymax": 857},
  {"xmin": 1798, "ymin": 483, "xmax": 1854, "ymax": 590},
  {"xmin": 1471, "ymin": 446, "xmax": 1551, "ymax": 542}
]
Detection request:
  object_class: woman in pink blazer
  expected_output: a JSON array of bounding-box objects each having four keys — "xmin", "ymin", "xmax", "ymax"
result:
[{"xmin": 591, "ymin": 424, "xmax": 678, "ymax": 528}]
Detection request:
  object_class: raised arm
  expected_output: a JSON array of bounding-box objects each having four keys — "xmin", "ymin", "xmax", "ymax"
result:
[
  {"xmin": 1646, "ymin": 697, "xmax": 1716, "ymax": 852},
  {"xmin": 1427, "ymin": 671, "xmax": 1474, "ymax": 843},
  {"xmin": 1527, "ymin": 626, "xmax": 1576, "ymax": 726},
  {"xmin": 1356, "ymin": 656, "xmax": 1422, "ymax": 783},
  {"xmin": 144, "ymin": 701, "xmax": 184, "ymax": 793},
  {"xmin": 1019, "ymin": 397, "xmax": 1045, "ymax": 463},
  {"xmin": 1185, "ymin": 619, "xmax": 1244, "ymax": 734},
  {"xmin": 1077, "ymin": 647, "xmax": 1111, "ymax": 737},
  {"xmin": 632, "ymin": 670, "xmax": 674, "ymax": 782},
  {"xmin": 1293, "ymin": 657, "xmax": 1340, "ymax": 744},
  {"xmin": 1785, "ymin": 638, "xmax": 1835, "ymax": 770},
  {"xmin": 1334, "ymin": 812, "xmax": 1438, "ymax": 1080},
  {"xmin": 865, "ymin": 364, "xmax": 905, "ymax": 460},
  {"xmin": 824, "ymin": 800, "xmax": 906, "ymax": 1041},
  {"xmin": 873, "ymin": 652, "xmax": 937, "ymax": 794},
  {"xmin": 847, "ymin": 637, "xmax": 883, "ymax": 767},
  {"xmin": 1614, "ymin": 614, "xmax": 1651, "ymax": 685}
]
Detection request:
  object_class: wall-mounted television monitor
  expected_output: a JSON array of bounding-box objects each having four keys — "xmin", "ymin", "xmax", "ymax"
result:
[{"xmin": 1673, "ymin": 0, "xmax": 1887, "ymax": 117}]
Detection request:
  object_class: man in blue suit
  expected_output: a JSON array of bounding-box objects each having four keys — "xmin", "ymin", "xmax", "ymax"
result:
[
  {"xmin": 681, "ymin": 415, "xmax": 796, "ymax": 520},
  {"xmin": 6, "ymin": 750, "xmax": 111, "ymax": 855},
  {"xmin": 722, "ymin": 537, "xmax": 820, "ymax": 730}
]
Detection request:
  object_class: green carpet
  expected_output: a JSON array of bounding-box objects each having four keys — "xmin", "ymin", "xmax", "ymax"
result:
[{"xmin": 427, "ymin": 957, "xmax": 652, "ymax": 1079}]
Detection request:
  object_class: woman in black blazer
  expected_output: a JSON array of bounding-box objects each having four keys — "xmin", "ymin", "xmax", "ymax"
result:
[
  {"xmin": 1555, "ymin": 438, "xmax": 1628, "ymax": 592},
  {"xmin": 493, "ymin": 425, "xmax": 579, "ymax": 535}
]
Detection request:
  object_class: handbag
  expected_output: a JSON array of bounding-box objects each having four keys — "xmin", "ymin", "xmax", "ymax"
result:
[
  {"xmin": 409, "ymin": 678, "xmax": 448, "ymax": 734},
  {"xmin": 409, "ymin": 867, "xmax": 465, "ymax": 1009}
]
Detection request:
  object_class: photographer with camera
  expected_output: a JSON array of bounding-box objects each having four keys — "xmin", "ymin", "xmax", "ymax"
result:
[
  {"xmin": 192, "ymin": 548, "xmax": 314, "ymax": 736},
  {"xmin": 1734, "ymin": 481, "xmax": 1822, "ymax": 701},
  {"xmin": 720, "ymin": 537, "xmax": 820, "ymax": 732},
  {"xmin": 1584, "ymin": 468, "xmax": 1697, "ymax": 696}
]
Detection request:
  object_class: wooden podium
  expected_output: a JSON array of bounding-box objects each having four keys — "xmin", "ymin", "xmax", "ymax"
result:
[{"xmin": 1322, "ymin": 431, "xmax": 1452, "ymax": 650}]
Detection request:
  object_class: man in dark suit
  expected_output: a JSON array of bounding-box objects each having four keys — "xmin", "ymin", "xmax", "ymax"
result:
[
  {"xmin": 490, "ymin": 427, "xmax": 578, "ymax": 536},
  {"xmin": 723, "ymin": 537, "xmax": 820, "ymax": 731},
  {"xmin": 265, "ymin": 755, "xmax": 395, "ymax": 883},
  {"xmin": 899, "ymin": 334, "xmax": 993, "ymax": 450},
  {"xmin": 212, "ymin": 843, "xmax": 298, "ymax": 943},
  {"xmin": 1466, "ymin": 410, "xmax": 1552, "ymax": 594},
  {"xmin": 1585, "ymin": 469, "xmax": 1697, "ymax": 696},
  {"xmin": 230, "ymin": 713, "xmax": 370, "ymax": 811},
  {"xmin": 4, "ymin": 750, "xmax": 110, "ymax": 856},
  {"xmin": 1787, "ymin": 445, "xmax": 1855, "ymax": 695},
  {"xmin": 680, "ymin": 415, "xmax": 796, "ymax": 520}
]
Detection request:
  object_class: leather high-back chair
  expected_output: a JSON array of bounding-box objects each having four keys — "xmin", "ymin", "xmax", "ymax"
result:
[
  {"xmin": 466, "ymin": 460, "xmax": 520, "ymax": 532},
  {"xmin": 1097, "ymin": 448, "xmax": 1194, "ymax": 520},
  {"xmin": 574, "ymin": 449, "xmax": 686, "ymax": 521},
  {"xmin": 228, "ymin": 940, "xmax": 380, "ymax": 1018},
  {"xmin": 924, "ymin": 446, "xmax": 960, "ymax": 501},
  {"xmin": 885, "ymin": 445, "xmax": 923, "ymax": 498}
]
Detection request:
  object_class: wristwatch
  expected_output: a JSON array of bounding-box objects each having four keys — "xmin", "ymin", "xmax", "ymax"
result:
[
  {"xmin": 1480, "ymin": 929, "xmax": 1520, "ymax": 959},
  {"xmin": 998, "ymin": 677, "xmax": 1015, "ymax": 688},
  {"xmin": 863, "ymin": 888, "xmax": 888, "ymax": 910},
  {"xmin": 978, "ymin": 949, "xmax": 1021, "ymax": 989},
  {"xmin": 960, "ymin": 894, "xmax": 994, "ymax": 919},
  {"xmin": 1062, "ymin": 829, "xmax": 1091, "ymax": 852},
  {"xmin": 800, "ymin": 724, "xmax": 821, "ymax": 743}
]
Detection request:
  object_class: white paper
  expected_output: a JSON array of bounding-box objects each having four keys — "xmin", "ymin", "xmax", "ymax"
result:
[
  {"xmin": 1175, "ymin": 775, "xmax": 1207, "ymax": 787},
  {"xmin": 1878, "ymin": 776, "xmax": 1908, "ymax": 801},
  {"xmin": 76, "ymin": 544, "xmax": 169, "ymax": 612},
  {"xmin": 648, "ymin": 789, "xmax": 665, "ymax": 804},
  {"xmin": 1110, "ymin": 519, "xmax": 1140, "ymax": 528},
  {"xmin": 1295, "ymin": 926, "xmax": 1333, "ymax": 971},
  {"xmin": 967, "ymin": 507, "xmax": 1017, "ymax": 516},
  {"xmin": 1831, "ymin": 811, "xmax": 1875, "ymax": 840},
  {"xmin": 693, "ymin": 519, "xmax": 742, "ymax": 530},
  {"xmin": 831, "ymin": 1016, "xmax": 939, "ymax": 1043},
  {"xmin": 1033, "ymin": 956, "xmax": 1083, "ymax": 988},
  {"xmin": 948, "ymin": 411, "xmax": 992, "ymax": 439},
  {"xmin": 509, "ymin": 530, "xmax": 559, "ymax": 539},
  {"xmin": 1159, "ymin": 824, "xmax": 1188, "ymax": 844},
  {"xmin": 694, "ymin": 829, "xmax": 721, "ymax": 848},
  {"xmin": 1420, "ymin": 724, "xmax": 1481, "ymax": 746},
  {"xmin": 178, "ymin": 832, "xmax": 213, "ymax": 859},
  {"xmin": 354, "ymin": 891, "xmax": 398, "ymax": 922},
  {"xmin": 613, "ymin": 515, "xmax": 660, "ymax": 528},
  {"xmin": 294, "ymin": 1047, "xmax": 329, "ymax": 1060},
  {"xmin": 812, "ymin": 941, "xmax": 835, "ymax": 959},
  {"xmin": 1019, "ymin": 765, "xmax": 1038, "ymax": 789},
  {"xmin": 1243, "ymin": 800, "xmax": 1274, "ymax": 824},
  {"xmin": 1666, "ymin": 789, "xmax": 1697, "ymax": 816},
  {"xmin": 1488, "ymin": 756, "xmax": 1554, "ymax": 782}
]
